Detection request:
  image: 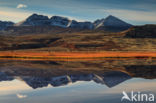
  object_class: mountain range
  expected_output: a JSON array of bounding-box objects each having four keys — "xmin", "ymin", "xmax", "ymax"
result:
[
  {"xmin": 0, "ymin": 71, "xmax": 131, "ymax": 89},
  {"xmin": 0, "ymin": 21, "xmax": 14, "ymax": 30},
  {"xmin": 0, "ymin": 58, "xmax": 155, "ymax": 89},
  {"xmin": 0, "ymin": 13, "xmax": 132, "ymax": 32},
  {"xmin": 0, "ymin": 13, "xmax": 156, "ymax": 52}
]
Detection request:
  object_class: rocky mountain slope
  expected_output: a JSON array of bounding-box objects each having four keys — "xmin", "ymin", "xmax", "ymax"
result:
[
  {"xmin": 124, "ymin": 24, "xmax": 156, "ymax": 38},
  {"xmin": 0, "ymin": 21, "xmax": 14, "ymax": 30},
  {"xmin": 15, "ymin": 13, "xmax": 94, "ymax": 30},
  {"xmin": 94, "ymin": 15, "xmax": 132, "ymax": 31},
  {"xmin": 0, "ymin": 13, "xmax": 132, "ymax": 34}
]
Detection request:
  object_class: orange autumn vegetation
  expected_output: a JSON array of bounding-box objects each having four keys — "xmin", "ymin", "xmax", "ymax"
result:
[{"xmin": 0, "ymin": 51, "xmax": 156, "ymax": 59}]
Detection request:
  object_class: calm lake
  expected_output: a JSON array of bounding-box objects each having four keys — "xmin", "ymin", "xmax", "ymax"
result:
[{"xmin": 0, "ymin": 59, "xmax": 156, "ymax": 103}]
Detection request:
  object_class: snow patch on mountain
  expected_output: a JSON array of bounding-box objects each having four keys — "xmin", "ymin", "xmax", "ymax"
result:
[{"xmin": 14, "ymin": 14, "xmax": 132, "ymax": 31}]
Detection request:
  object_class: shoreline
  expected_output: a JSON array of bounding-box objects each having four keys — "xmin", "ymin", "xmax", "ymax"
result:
[{"xmin": 0, "ymin": 51, "xmax": 156, "ymax": 59}]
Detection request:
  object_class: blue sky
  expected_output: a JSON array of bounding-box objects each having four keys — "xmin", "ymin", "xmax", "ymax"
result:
[{"xmin": 0, "ymin": 0, "xmax": 156, "ymax": 25}]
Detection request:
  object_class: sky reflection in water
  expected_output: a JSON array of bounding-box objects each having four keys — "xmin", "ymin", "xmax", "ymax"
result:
[{"xmin": 0, "ymin": 59, "xmax": 156, "ymax": 103}]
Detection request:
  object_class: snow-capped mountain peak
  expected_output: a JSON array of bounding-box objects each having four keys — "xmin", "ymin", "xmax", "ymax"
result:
[
  {"xmin": 104, "ymin": 15, "xmax": 131, "ymax": 27},
  {"xmin": 94, "ymin": 15, "xmax": 132, "ymax": 30},
  {"xmin": 16, "ymin": 13, "xmax": 50, "ymax": 26},
  {"xmin": 13, "ymin": 13, "xmax": 132, "ymax": 31},
  {"xmin": 15, "ymin": 14, "xmax": 93, "ymax": 29},
  {"xmin": 26, "ymin": 13, "xmax": 49, "ymax": 21}
]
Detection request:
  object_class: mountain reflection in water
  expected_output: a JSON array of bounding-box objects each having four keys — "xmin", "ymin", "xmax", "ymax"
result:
[{"xmin": 0, "ymin": 59, "xmax": 155, "ymax": 89}]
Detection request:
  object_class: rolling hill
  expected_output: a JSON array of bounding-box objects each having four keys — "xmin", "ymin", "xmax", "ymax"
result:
[{"xmin": 0, "ymin": 24, "xmax": 156, "ymax": 52}]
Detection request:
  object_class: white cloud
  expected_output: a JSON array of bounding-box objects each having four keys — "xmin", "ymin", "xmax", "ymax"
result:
[
  {"xmin": 0, "ymin": 7, "xmax": 84, "ymax": 22},
  {"xmin": 17, "ymin": 4, "xmax": 27, "ymax": 9},
  {"xmin": 16, "ymin": 94, "xmax": 27, "ymax": 99}
]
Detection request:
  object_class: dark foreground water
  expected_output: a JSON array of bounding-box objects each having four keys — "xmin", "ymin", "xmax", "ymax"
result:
[{"xmin": 0, "ymin": 59, "xmax": 156, "ymax": 103}]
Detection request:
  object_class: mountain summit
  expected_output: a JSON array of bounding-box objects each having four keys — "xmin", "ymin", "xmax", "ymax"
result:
[
  {"xmin": 15, "ymin": 14, "xmax": 93, "ymax": 29},
  {"xmin": 1, "ymin": 13, "xmax": 132, "ymax": 32},
  {"xmin": 94, "ymin": 15, "xmax": 132, "ymax": 31},
  {"xmin": 15, "ymin": 14, "xmax": 50, "ymax": 26}
]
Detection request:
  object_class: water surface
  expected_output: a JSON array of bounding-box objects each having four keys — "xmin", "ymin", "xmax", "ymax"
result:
[{"xmin": 0, "ymin": 59, "xmax": 155, "ymax": 103}]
